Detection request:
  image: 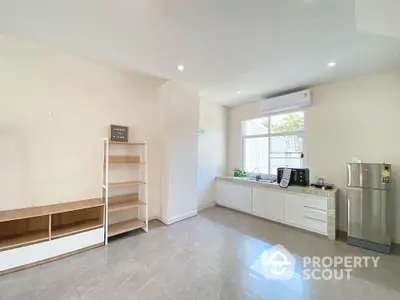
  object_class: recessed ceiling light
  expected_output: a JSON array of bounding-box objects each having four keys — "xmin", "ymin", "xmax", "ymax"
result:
[
  {"xmin": 327, "ymin": 61, "xmax": 337, "ymax": 68},
  {"xmin": 236, "ymin": 90, "xmax": 241, "ymax": 94},
  {"xmin": 177, "ymin": 65, "xmax": 185, "ymax": 72}
]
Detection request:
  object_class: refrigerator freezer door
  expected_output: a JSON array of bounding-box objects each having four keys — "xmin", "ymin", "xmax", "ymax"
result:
[
  {"xmin": 347, "ymin": 187, "xmax": 391, "ymax": 245},
  {"xmin": 347, "ymin": 163, "xmax": 391, "ymax": 190}
]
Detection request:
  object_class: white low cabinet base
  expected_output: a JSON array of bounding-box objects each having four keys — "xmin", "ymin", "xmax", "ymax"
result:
[
  {"xmin": 50, "ymin": 228, "xmax": 104, "ymax": 257},
  {"xmin": 0, "ymin": 228, "xmax": 104, "ymax": 273},
  {"xmin": 0, "ymin": 241, "xmax": 51, "ymax": 272}
]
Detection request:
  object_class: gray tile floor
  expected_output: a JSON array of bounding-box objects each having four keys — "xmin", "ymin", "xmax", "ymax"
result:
[{"xmin": 1, "ymin": 206, "xmax": 400, "ymax": 300}]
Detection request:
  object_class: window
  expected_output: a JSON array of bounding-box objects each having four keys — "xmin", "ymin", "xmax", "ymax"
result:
[{"xmin": 242, "ymin": 111, "xmax": 304, "ymax": 175}]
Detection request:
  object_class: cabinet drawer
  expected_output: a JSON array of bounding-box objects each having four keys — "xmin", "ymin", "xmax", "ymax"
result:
[
  {"xmin": 303, "ymin": 216, "xmax": 327, "ymax": 235},
  {"xmin": 303, "ymin": 195, "xmax": 327, "ymax": 211},
  {"xmin": 50, "ymin": 228, "xmax": 104, "ymax": 257},
  {"xmin": 303, "ymin": 206, "xmax": 327, "ymax": 222},
  {"xmin": 0, "ymin": 241, "xmax": 50, "ymax": 272}
]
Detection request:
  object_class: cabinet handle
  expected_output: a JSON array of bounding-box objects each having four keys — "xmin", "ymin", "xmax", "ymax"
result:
[
  {"xmin": 303, "ymin": 216, "xmax": 326, "ymax": 223},
  {"xmin": 303, "ymin": 205, "xmax": 327, "ymax": 212}
]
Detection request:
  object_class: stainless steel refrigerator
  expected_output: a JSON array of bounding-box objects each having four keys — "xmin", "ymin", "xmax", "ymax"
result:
[{"xmin": 347, "ymin": 163, "xmax": 392, "ymax": 254}]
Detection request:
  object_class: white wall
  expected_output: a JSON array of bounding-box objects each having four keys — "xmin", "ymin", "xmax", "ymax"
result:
[
  {"xmin": 228, "ymin": 70, "xmax": 400, "ymax": 242},
  {"xmin": 197, "ymin": 99, "xmax": 227, "ymax": 209},
  {"xmin": 159, "ymin": 81, "xmax": 199, "ymax": 224},
  {"xmin": 0, "ymin": 35, "xmax": 164, "ymax": 219}
]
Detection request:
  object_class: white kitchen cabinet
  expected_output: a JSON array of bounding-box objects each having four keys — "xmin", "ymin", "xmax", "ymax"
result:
[
  {"xmin": 302, "ymin": 195, "xmax": 328, "ymax": 234},
  {"xmin": 285, "ymin": 193, "xmax": 305, "ymax": 227},
  {"xmin": 216, "ymin": 181, "xmax": 252, "ymax": 213},
  {"xmin": 215, "ymin": 178, "xmax": 337, "ymax": 239},
  {"xmin": 253, "ymin": 188, "xmax": 285, "ymax": 222}
]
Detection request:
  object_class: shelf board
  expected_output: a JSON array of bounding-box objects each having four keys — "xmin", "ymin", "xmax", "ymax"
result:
[
  {"xmin": 52, "ymin": 219, "xmax": 103, "ymax": 239},
  {"xmin": 0, "ymin": 198, "xmax": 104, "ymax": 223},
  {"xmin": 109, "ymin": 141, "xmax": 146, "ymax": 145},
  {"xmin": 108, "ymin": 219, "xmax": 145, "ymax": 237},
  {"xmin": 109, "ymin": 200, "xmax": 146, "ymax": 213},
  {"xmin": 103, "ymin": 181, "xmax": 146, "ymax": 189},
  {"xmin": 108, "ymin": 156, "xmax": 143, "ymax": 164},
  {"xmin": 109, "ymin": 193, "xmax": 138, "ymax": 203},
  {"xmin": 0, "ymin": 230, "xmax": 49, "ymax": 251}
]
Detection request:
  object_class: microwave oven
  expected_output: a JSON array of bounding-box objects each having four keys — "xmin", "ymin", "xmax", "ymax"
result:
[{"xmin": 277, "ymin": 168, "xmax": 310, "ymax": 186}]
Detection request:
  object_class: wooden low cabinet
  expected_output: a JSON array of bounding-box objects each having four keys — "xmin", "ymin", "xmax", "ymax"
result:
[{"xmin": 0, "ymin": 199, "xmax": 105, "ymax": 275}]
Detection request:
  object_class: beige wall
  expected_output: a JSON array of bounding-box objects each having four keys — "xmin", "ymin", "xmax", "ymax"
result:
[
  {"xmin": 159, "ymin": 81, "xmax": 200, "ymax": 224},
  {"xmin": 198, "ymin": 99, "xmax": 227, "ymax": 209},
  {"xmin": 0, "ymin": 35, "xmax": 164, "ymax": 219},
  {"xmin": 228, "ymin": 70, "xmax": 400, "ymax": 242}
]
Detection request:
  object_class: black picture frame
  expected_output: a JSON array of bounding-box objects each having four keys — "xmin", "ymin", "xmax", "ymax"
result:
[{"xmin": 110, "ymin": 125, "xmax": 129, "ymax": 142}]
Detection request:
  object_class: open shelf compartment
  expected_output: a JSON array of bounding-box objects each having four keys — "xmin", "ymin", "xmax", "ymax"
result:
[
  {"xmin": 51, "ymin": 207, "xmax": 104, "ymax": 239},
  {"xmin": 108, "ymin": 193, "xmax": 145, "ymax": 213},
  {"xmin": 108, "ymin": 219, "xmax": 145, "ymax": 237},
  {"xmin": 0, "ymin": 216, "xmax": 50, "ymax": 251}
]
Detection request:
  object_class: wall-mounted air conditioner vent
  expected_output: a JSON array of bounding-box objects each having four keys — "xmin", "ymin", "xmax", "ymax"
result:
[{"xmin": 260, "ymin": 90, "xmax": 312, "ymax": 114}]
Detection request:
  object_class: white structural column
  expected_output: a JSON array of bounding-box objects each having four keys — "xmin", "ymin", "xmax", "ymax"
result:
[{"xmin": 158, "ymin": 81, "xmax": 200, "ymax": 225}]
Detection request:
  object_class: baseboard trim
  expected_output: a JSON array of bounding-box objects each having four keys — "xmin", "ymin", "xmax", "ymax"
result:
[
  {"xmin": 148, "ymin": 215, "xmax": 160, "ymax": 221},
  {"xmin": 347, "ymin": 236, "xmax": 391, "ymax": 254},
  {"xmin": 198, "ymin": 201, "xmax": 216, "ymax": 211},
  {"xmin": 165, "ymin": 210, "xmax": 198, "ymax": 225}
]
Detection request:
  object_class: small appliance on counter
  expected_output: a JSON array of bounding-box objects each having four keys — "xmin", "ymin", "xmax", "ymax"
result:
[
  {"xmin": 347, "ymin": 162, "xmax": 392, "ymax": 254},
  {"xmin": 277, "ymin": 167, "xmax": 310, "ymax": 187},
  {"xmin": 310, "ymin": 183, "xmax": 334, "ymax": 190},
  {"xmin": 310, "ymin": 176, "xmax": 334, "ymax": 190}
]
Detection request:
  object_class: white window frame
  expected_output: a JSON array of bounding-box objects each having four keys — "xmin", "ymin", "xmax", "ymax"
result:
[{"xmin": 242, "ymin": 110, "xmax": 306, "ymax": 176}]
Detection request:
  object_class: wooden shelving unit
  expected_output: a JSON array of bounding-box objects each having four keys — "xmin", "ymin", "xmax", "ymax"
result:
[
  {"xmin": 102, "ymin": 138, "xmax": 148, "ymax": 244},
  {"xmin": 0, "ymin": 199, "xmax": 104, "ymax": 223},
  {"xmin": 0, "ymin": 199, "xmax": 105, "ymax": 252}
]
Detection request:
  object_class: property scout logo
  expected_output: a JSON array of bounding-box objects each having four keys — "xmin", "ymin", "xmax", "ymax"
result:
[{"xmin": 262, "ymin": 244, "xmax": 380, "ymax": 281}]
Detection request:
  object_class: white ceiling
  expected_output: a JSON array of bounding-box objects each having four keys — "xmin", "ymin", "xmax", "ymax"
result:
[{"xmin": 0, "ymin": 0, "xmax": 399, "ymax": 106}]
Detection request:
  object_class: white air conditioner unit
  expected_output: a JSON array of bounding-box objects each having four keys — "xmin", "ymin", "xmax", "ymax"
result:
[{"xmin": 260, "ymin": 90, "xmax": 312, "ymax": 114}]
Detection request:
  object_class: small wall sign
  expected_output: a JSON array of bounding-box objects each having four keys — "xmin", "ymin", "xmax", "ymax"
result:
[
  {"xmin": 110, "ymin": 125, "xmax": 129, "ymax": 142},
  {"xmin": 198, "ymin": 125, "xmax": 205, "ymax": 137}
]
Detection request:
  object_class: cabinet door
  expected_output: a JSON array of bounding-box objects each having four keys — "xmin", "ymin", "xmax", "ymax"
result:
[
  {"xmin": 285, "ymin": 193, "xmax": 305, "ymax": 227},
  {"xmin": 0, "ymin": 241, "xmax": 51, "ymax": 272},
  {"xmin": 253, "ymin": 188, "xmax": 285, "ymax": 222},
  {"xmin": 50, "ymin": 228, "xmax": 104, "ymax": 257},
  {"xmin": 216, "ymin": 181, "xmax": 252, "ymax": 213}
]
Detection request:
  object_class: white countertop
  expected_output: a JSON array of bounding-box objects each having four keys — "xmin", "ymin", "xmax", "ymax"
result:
[{"xmin": 216, "ymin": 176, "xmax": 338, "ymax": 197}]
